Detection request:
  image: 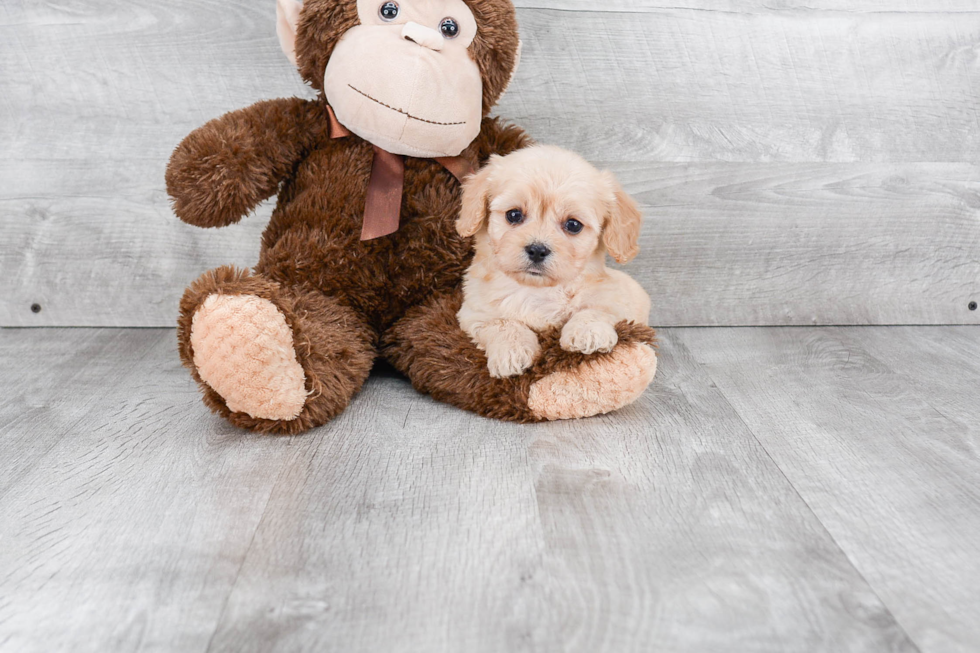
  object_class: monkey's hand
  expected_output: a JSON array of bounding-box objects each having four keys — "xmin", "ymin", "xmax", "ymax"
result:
[{"xmin": 165, "ymin": 98, "xmax": 324, "ymax": 228}]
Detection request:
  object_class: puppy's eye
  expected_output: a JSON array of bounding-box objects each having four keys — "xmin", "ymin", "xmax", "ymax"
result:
[
  {"xmin": 506, "ymin": 209, "xmax": 525, "ymax": 225},
  {"xmin": 379, "ymin": 2, "xmax": 399, "ymax": 21},
  {"xmin": 564, "ymin": 218, "xmax": 584, "ymax": 234},
  {"xmin": 440, "ymin": 18, "xmax": 459, "ymax": 39}
]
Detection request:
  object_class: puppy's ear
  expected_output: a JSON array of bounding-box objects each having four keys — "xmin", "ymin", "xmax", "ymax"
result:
[
  {"xmin": 601, "ymin": 172, "xmax": 643, "ymax": 264},
  {"xmin": 457, "ymin": 161, "xmax": 495, "ymax": 238}
]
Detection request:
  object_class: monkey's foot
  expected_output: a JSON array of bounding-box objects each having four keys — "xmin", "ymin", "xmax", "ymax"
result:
[
  {"xmin": 178, "ymin": 266, "xmax": 376, "ymax": 435},
  {"xmin": 190, "ymin": 294, "xmax": 308, "ymax": 421},
  {"xmin": 528, "ymin": 342, "xmax": 657, "ymax": 420},
  {"xmin": 383, "ymin": 292, "xmax": 658, "ymax": 423}
]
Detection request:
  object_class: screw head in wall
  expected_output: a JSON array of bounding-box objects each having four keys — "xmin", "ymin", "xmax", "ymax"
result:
[{"xmin": 31, "ymin": 303, "xmax": 42, "ymax": 314}]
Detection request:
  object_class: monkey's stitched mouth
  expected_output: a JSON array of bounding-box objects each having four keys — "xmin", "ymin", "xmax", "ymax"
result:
[{"xmin": 348, "ymin": 85, "xmax": 466, "ymax": 127}]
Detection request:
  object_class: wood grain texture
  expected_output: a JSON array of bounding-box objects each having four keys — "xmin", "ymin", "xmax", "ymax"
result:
[
  {"xmin": 0, "ymin": 327, "xmax": 926, "ymax": 652},
  {"xmin": 0, "ymin": 328, "xmax": 314, "ymax": 652},
  {"xmin": 2, "ymin": 1, "xmax": 979, "ymax": 327},
  {"xmin": 0, "ymin": 330, "xmax": 314, "ymax": 653},
  {"xmin": 0, "ymin": 328, "xmax": 165, "ymax": 499},
  {"xmin": 509, "ymin": 331, "xmax": 913, "ymax": 653},
  {"xmin": 204, "ymin": 339, "xmax": 912, "ymax": 653},
  {"xmin": 513, "ymin": 1, "xmax": 980, "ymax": 13},
  {"xmin": 621, "ymin": 162, "xmax": 980, "ymax": 326},
  {"xmin": 500, "ymin": 7, "xmax": 980, "ymax": 163},
  {"xmin": 679, "ymin": 326, "xmax": 980, "ymax": 653}
]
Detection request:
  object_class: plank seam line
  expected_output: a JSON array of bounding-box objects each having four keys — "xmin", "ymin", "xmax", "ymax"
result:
[
  {"xmin": 203, "ymin": 434, "xmax": 329, "ymax": 653},
  {"xmin": 676, "ymin": 330, "xmax": 926, "ymax": 653},
  {"xmin": 203, "ymin": 458, "xmax": 289, "ymax": 653}
]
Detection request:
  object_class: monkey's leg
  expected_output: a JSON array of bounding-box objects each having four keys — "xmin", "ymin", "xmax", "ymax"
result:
[
  {"xmin": 382, "ymin": 292, "xmax": 658, "ymax": 422},
  {"xmin": 178, "ymin": 266, "xmax": 376, "ymax": 435}
]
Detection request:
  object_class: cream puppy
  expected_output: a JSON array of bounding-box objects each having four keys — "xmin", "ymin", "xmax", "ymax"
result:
[{"xmin": 456, "ymin": 145, "xmax": 651, "ymax": 379}]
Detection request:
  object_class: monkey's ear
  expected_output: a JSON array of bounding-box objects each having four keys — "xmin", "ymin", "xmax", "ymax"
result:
[
  {"xmin": 457, "ymin": 163, "xmax": 495, "ymax": 238},
  {"xmin": 601, "ymin": 172, "xmax": 643, "ymax": 264},
  {"xmin": 500, "ymin": 39, "xmax": 523, "ymax": 99},
  {"xmin": 277, "ymin": 0, "xmax": 303, "ymax": 66}
]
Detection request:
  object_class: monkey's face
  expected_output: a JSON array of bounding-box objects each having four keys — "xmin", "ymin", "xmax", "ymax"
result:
[{"xmin": 324, "ymin": 0, "xmax": 484, "ymax": 158}]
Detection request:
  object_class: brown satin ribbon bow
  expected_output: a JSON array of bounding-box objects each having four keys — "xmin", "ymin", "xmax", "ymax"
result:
[{"xmin": 327, "ymin": 106, "xmax": 476, "ymax": 241}]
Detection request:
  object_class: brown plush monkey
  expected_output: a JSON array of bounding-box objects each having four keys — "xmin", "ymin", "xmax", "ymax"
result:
[{"xmin": 166, "ymin": 0, "xmax": 658, "ymax": 434}]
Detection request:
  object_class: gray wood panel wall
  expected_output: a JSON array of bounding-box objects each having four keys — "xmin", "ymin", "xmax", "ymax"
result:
[{"xmin": 2, "ymin": 0, "xmax": 978, "ymax": 327}]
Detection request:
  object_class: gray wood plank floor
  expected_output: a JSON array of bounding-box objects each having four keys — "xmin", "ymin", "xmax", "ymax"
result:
[
  {"xmin": 4, "ymin": 1, "xmax": 979, "ymax": 327},
  {"xmin": 1, "ymin": 326, "xmax": 978, "ymax": 652}
]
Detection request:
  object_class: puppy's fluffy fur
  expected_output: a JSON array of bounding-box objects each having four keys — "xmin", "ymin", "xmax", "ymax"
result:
[{"xmin": 456, "ymin": 145, "xmax": 651, "ymax": 378}]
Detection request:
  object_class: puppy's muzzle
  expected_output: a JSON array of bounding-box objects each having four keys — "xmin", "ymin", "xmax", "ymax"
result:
[{"xmin": 525, "ymin": 243, "xmax": 552, "ymax": 266}]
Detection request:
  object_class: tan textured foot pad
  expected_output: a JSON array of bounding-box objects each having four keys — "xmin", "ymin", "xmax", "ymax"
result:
[
  {"xmin": 190, "ymin": 294, "xmax": 308, "ymax": 421},
  {"xmin": 528, "ymin": 344, "xmax": 658, "ymax": 421}
]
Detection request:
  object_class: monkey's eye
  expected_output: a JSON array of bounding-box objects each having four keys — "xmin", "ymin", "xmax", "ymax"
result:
[
  {"xmin": 564, "ymin": 218, "xmax": 584, "ymax": 235},
  {"xmin": 440, "ymin": 17, "xmax": 460, "ymax": 39},
  {"xmin": 379, "ymin": 2, "xmax": 399, "ymax": 21},
  {"xmin": 506, "ymin": 209, "xmax": 525, "ymax": 225}
]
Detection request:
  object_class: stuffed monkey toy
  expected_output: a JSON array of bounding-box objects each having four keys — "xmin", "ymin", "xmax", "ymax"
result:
[{"xmin": 166, "ymin": 0, "xmax": 658, "ymax": 434}]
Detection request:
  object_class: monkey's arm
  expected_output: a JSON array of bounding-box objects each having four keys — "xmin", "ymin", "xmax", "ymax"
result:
[{"xmin": 165, "ymin": 98, "xmax": 325, "ymax": 228}]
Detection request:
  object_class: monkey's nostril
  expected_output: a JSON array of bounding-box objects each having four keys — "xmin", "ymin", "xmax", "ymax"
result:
[
  {"xmin": 525, "ymin": 243, "xmax": 551, "ymax": 264},
  {"xmin": 401, "ymin": 22, "xmax": 444, "ymax": 51}
]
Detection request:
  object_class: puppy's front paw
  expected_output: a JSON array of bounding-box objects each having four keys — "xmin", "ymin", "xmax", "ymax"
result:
[
  {"xmin": 485, "ymin": 332, "xmax": 540, "ymax": 379},
  {"xmin": 561, "ymin": 320, "xmax": 619, "ymax": 355}
]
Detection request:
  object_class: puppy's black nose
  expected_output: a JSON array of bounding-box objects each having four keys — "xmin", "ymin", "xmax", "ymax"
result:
[{"xmin": 525, "ymin": 243, "xmax": 552, "ymax": 265}]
